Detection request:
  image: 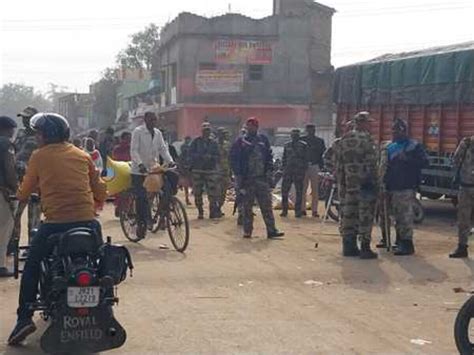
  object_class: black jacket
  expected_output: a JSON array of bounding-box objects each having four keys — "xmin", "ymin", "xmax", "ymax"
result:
[
  {"xmin": 230, "ymin": 134, "xmax": 273, "ymax": 178},
  {"xmin": 384, "ymin": 139, "xmax": 429, "ymax": 191}
]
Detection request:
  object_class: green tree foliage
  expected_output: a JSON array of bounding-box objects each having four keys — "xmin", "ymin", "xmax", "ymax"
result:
[
  {"xmin": 91, "ymin": 67, "xmax": 119, "ymax": 128},
  {"xmin": 0, "ymin": 83, "xmax": 51, "ymax": 120},
  {"xmin": 116, "ymin": 23, "xmax": 160, "ymax": 70}
]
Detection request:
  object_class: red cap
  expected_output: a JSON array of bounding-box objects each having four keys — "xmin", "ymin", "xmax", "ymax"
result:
[{"xmin": 246, "ymin": 117, "xmax": 259, "ymax": 127}]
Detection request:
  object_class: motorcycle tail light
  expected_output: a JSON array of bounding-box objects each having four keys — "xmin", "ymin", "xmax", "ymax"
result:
[
  {"xmin": 76, "ymin": 308, "xmax": 89, "ymax": 317},
  {"xmin": 76, "ymin": 271, "xmax": 92, "ymax": 287}
]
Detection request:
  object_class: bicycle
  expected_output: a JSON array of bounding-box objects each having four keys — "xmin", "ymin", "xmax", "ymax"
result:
[
  {"xmin": 119, "ymin": 168, "xmax": 190, "ymax": 253},
  {"xmin": 7, "ymin": 194, "xmax": 41, "ymax": 279}
]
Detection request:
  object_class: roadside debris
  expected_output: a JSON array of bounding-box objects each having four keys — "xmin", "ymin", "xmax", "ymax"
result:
[
  {"xmin": 410, "ymin": 339, "xmax": 432, "ymax": 346},
  {"xmin": 304, "ymin": 280, "xmax": 324, "ymax": 287}
]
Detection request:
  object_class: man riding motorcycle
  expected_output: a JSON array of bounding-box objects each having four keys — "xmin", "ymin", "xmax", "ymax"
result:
[{"xmin": 8, "ymin": 113, "xmax": 107, "ymax": 346}]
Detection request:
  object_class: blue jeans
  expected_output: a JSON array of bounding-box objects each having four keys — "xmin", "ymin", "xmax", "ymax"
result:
[{"xmin": 17, "ymin": 220, "xmax": 102, "ymax": 320}]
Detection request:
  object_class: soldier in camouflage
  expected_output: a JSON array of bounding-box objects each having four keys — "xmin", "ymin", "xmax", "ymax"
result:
[
  {"xmin": 334, "ymin": 112, "xmax": 378, "ymax": 259},
  {"xmin": 379, "ymin": 118, "xmax": 429, "ymax": 256},
  {"xmin": 230, "ymin": 117, "xmax": 284, "ymax": 239},
  {"xmin": 14, "ymin": 106, "xmax": 41, "ymax": 246},
  {"xmin": 450, "ymin": 135, "xmax": 474, "ymax": 258},
  {"xmin": 15, "ymin": 106, "xmax": 39, "ymax": 179},
  {"xmin": 280, "ymin": 129, "xmax": 309, "ymax": 218},
  {"xmin": 217, "ymin": 127, "xmax": 231, "ymax": 213},
  {"xmin": 189, "ymin": 122, "xmax": 221, "ymax": 219}
]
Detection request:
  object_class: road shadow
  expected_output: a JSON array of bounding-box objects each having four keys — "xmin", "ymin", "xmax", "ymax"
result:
[
  {"xmin": 2, "ymin": 321, "xmax": 47, "ymax": 355},
  {"xmin": 463, "ymin": 259, "xmax": 474, "ymax": 278},
  {"xmin": 124, "ymin": 241, "xmax": 187, "ymax": 263},
  {"xmin": 329, "ymin": 256, "xmax": 391, "ymax": 294},
  {"xmin": 391, "ymin": 254, "xmax": 448, "ymax": 285},
  {"xmin": 226, "ymin": 236, "xmax": 273, "ymax": 254}
]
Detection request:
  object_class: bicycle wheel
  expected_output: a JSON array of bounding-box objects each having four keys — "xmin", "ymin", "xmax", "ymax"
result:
[
  {"xmin": 150, "ymin": 193, "xmax": 164, "ymax": 233},
  {"xmin": 454, "ymin": 296, "xmax": 474, "ymax": 354},
  {"xmin": 119, "ymin": 191, "xmax": 142, "ymax": 243},
  {"xmin": 166, "ymin": 196, "xmax": 190, "ymax": 252}
]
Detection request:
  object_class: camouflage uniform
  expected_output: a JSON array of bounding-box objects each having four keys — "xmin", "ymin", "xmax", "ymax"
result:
[
  {"xmin": 14, "ymin": 129, "xmax": 38, "ymax": 179},
  {"xmin": 281, "ymin": 138, "xmax": 309, "ymax": 216},
  {"xmin": 217, "ymin": 139, "xmax": 231, "ymax": 209},
  {"xmin": 335, "ymin": 130, "xmax": 378, "ymax": 244},
  {"xmin": 189, "ymin": 136, "xmax": 220, "ymax": 217},
  {"xmin": 14, "ymin": 128, "xmax": 40, "ymax": 241},
  {"xmin": 453, "ymin": 137, "xmax": 474, "ymax": 246}
]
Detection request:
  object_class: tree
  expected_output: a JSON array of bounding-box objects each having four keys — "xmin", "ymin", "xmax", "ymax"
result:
[
  {"xmin": 116, "ymin": 23, "xmax": 160, "ymax": 70},
  {"xmin": 0, "ymin": 83, "xmax": 52, "ymax": 120},
  {"xmin": 91, "ymin": 67, "xmax": 119, "ymax": 128}
]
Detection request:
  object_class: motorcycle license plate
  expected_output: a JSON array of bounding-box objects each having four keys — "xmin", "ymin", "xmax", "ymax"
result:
[{"xmin": 67, "ymin": 287, "xmax": 100, "ymax": 308}]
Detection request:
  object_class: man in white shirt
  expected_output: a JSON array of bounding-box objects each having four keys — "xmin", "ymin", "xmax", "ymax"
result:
[{"xmin": 131, "ymin": 112, "xmax": 174, "ymax": 238}]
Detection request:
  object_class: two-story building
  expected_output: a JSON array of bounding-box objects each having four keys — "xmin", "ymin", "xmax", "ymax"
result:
[{"xmin": 153, "ymin": 0, "xmax": 335, "ymax": 139}]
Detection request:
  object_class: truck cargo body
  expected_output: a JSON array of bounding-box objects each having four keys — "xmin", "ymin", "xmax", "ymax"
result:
[{"xmin": 333, "ymin": 42, "xmax": 474, "ymax": 200}]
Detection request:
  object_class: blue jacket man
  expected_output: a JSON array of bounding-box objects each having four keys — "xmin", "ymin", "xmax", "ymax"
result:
[
  {"xmin": 230, "ymin": 117, "xmax": 284, "ymax": 239},
  {"xmin": 381, "ymin": 118, "xmax": 429, "ymax": 256}
]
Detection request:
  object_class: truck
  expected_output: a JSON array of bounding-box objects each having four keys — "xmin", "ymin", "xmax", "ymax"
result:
[{"xmin": 333, "ymin": 41, "xmax": 474, "ymax": 204}]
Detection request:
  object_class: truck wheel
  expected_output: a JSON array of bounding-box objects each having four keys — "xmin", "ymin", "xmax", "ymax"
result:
[{"xmin": 413, "ymin": 200, "xmax": 424, "ymax": 224}]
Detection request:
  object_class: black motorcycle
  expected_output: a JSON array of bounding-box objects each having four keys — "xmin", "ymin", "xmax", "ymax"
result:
[
  {"xmin": 10, "ymin": 198, "xmax": 133, "ymax": 354},
  {"xmin": 454, "ymin": 295, "xmax": 474, "ymax": 354}
]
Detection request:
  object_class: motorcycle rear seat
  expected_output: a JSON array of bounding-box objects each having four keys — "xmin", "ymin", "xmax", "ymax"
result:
[{"xmin": 48, "ymin": 228, "xmax": 102, "ymax": 256}]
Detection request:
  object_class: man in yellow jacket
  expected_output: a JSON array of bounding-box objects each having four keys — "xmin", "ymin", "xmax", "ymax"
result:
[{"xmin": 8, "ymin": 113, "xmax": 107, "ymax": 346}]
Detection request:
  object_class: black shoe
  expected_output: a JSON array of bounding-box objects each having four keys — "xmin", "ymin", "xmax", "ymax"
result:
[
  {"xmin": 243, "ymin": 234, "xmax": 252, "ymax": 239},
  {"xmin": 342, "ymin": 238, "xmax": 360, "ymax": 257},
  {"xmin": 312, "ymin": 213, "xmax": 320, "ymax": 218},
  {"xmin": 360, "ymin": 241, "xmax": 378, "ymax": 260},
  {"xmin": 301, "ymin": 211, "xmax": 307, "ymax": 216},
  {"xmin": 8, "ymin": 319, "xmax": 36, "ymax": 346},
  {"xmin": 450, "ymin": 244, "xmax": 468, "ymax": 258},
  {"xmin": 0, "ymin": 267, "xmax": 13, "ymax": 278},
  {"xmin": 394, "ymin": 240, "xmax": 415, "ymax": 256},
  {"xmin": 295, "ymin": 212, "xmax": 303, "ymax": 218},
  {"xmin": 268, "ymin": 230, "xmax": 285, "ymax": 239},
  {"xmin": 280, "ymin": 211, "xmax": 288, "ymax": 217}
]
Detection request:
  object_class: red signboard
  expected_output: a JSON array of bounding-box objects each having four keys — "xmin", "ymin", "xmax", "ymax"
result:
[{"xmin": 215, "ymin": 39, "xmax": 273, "ymax": 64}]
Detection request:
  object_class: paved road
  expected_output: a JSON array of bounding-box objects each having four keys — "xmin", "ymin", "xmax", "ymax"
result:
[{"xmin": 0, "ymin": 198, "xmax": 471, "ymax": 354}]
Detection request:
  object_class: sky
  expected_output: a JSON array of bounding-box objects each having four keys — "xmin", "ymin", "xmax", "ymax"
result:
[{"xmin": 0, "ymin": 0, "xmax": 473, "ymax": 93}]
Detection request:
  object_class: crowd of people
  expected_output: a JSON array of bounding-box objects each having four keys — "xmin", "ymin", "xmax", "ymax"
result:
[{"xmin": 1, "ymin": 106, "xmax": 474, "ymax": 345}]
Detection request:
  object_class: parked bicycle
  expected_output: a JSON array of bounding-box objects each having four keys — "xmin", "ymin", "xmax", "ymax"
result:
[
  {"xmin": 8, "ymin": 193, "xmax": 41, "ymax": 278},
  {"xmin": 118, "ymin": 167, "xmax": 190, "ymax": 253}
]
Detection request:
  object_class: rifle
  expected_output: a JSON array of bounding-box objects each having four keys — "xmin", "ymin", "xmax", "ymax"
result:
[{"xmin": 380, "ymin": 186, "xmax": 392, "ymax": 252}]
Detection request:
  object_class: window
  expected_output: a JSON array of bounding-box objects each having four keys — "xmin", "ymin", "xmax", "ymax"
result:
[
  {"xmin": 170, "ymin": 63, "xmax": 177, "ymax": 88},
  {"xmin": 249, "ymin": 65, "xmax": 263, "ymax": 81},
  {"xmin": 199, "ymin": 62, "xmax": 217, "ymax": 71}
]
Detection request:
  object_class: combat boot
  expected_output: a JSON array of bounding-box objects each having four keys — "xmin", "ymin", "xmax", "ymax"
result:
[
  {"xmin": 197, "ymin": 206, "xmax": 204, "ymax": 220},
  {"xmin": 342, "ymin": 238, "xmax": 360, "ymax": 257},
  {"xmin": 449, "ymin": 244, "xmax": 468, "ymax": 258},
  {"xmin": 359, "ymin": 241, "xmax": 378, "ymax": 259},
  {"xmin": 394, "ymin": 239, "xmax": 415, "ymax": 256}
]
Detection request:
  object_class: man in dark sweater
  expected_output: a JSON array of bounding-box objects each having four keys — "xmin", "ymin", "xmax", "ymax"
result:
[{"xmin": 381, "ymin": 118, "xmax": 429, "ymax": 256}]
